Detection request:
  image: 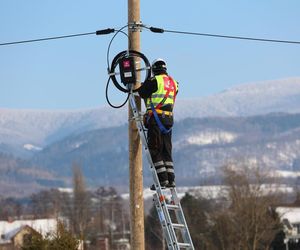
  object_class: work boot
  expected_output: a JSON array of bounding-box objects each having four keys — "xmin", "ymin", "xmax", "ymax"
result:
[
  {"xmin": 166, "ymin": 181, "xmax": 176, "ymax": 188},
  {"xmin": 150, "ymin": 180, "xmax": 169, "ymax": 190}
]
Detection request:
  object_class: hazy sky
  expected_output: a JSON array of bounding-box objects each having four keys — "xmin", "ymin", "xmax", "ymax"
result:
[{"xmin": 1, "ymin": 1, "xmax": 299, "ymax": 109}]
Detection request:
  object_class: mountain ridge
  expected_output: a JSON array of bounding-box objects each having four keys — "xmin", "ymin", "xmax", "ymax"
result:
[
  {"xmin": 1, "ymin": 77, "xmax": 300, "ymax": 157},
  {"xmin": 29, "ymin": 112, "xmax": 300, "ymax": 189},
  {"xmin": 2, "ymin": 112, "xmax": 300, "ymax": 196}
]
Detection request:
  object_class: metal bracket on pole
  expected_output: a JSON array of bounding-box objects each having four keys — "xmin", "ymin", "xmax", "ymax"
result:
[{"xmin": 128, "ymin": 21, "xmax": 143, "ymax": 32}]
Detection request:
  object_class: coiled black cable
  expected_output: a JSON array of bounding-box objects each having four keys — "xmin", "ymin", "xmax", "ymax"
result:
[
  {"xmin": 109, "ymin": 50, "xmax": 150, "ymax": 94},
  {"xmin": 105, "ymin": 25, "xmax": 130, "ymax": 108},
  {"xmin": 105, "ymin": 26, "xmax": 151, "ymax": 109},
  {"xmin": 105, "ymin": 76, "xmax": 130, "ymax": 108}
]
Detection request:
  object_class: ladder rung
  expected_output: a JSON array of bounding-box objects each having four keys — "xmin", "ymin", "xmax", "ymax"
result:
[
  {"xmin": 172, "ymin": 223, "xmax": 186, "ymax": 229},
  {"xmin": 178, "ymin": 242, "xmax": 191, "ymax": 248},
  {"xmin": 129, "ymin": 94, "xmax": 194, "ymax": 249},
  {"xmin": 166, "ymin": 204, "xmax": 180, "ymax": 210}
]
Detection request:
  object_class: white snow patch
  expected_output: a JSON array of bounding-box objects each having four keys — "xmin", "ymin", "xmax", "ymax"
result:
[
  {"xmin": 122, "ymin": 185, "xmax": 231, "ymax": 201},
  {"xmin": 266, "ymin": 143, "xmax": 277, "ymax": 149},
  {"xmin": 0, "ymin": 219, "xmax": 57, "ymax": 244},
  {"xmin": 276, "ymin": 207, "xmax": 300, "ymax": 224},
  {"xmin": 23, "ymin": 144, "xmax": 42, "ymax": 151},
  {"xmin": 71, "ymin": 141, "xmax": 87, "ymax": 149},
  {"xmin": 276, "ymin": 170, "xmax": 300, "ymax": 178},
  {"xmin": 121, "ymin": 184, "xmax": 294, "ymax": 202},
  {"xmin": 57, "ymin": 187, "xmax": 73, "ymax": 193},
  {"xmin": 186, "ymin": 131, "xmax": 237, "ymax": 146}
]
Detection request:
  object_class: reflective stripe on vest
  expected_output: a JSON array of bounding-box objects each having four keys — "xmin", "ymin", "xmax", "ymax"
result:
[{"xmin": 146, "ymin": 75, "xmax": 178, "ymax": 110}]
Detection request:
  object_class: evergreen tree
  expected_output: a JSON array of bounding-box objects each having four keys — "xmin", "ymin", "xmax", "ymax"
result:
[
  {"xmin": 145, "ymin": 205, "xmax": 165, "ymax": 250},
  {"xmin": 181, "ymin": 193, "xmax": 214, "ymax": 250},
  {"xmin": 22, "ymin": 221, "xmax": 79, "ymax": 250}
]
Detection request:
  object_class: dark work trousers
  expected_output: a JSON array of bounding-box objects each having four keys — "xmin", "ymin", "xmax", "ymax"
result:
[{"xmin": 147, "ymin": 123, "xmax": 175, "ymax": 184}]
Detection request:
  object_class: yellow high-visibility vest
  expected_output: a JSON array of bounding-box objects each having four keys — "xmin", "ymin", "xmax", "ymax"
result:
[{"xmin": 146, "ymin": 74, "xmax": 178, "ymax": 110}]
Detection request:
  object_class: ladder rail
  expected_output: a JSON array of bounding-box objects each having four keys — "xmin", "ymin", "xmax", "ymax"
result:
[
  {"xmin": 154, "ymin": 193, "xmax": 180, "ymax": 250},
  {"xmin": 129, "ymin": 93, "xmax": 179, "ymax": 247},
  {"xmin": 129, "ymin": 93, "xmax": 195, "ymax": 250},
  {"xmin": 171, "ymin": 189, "xmax": 195, "ymax": 249}
]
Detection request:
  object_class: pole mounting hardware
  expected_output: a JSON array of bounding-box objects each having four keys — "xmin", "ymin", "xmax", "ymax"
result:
[{"xmin": 128, "ymin": 21, "xmax": 143, "ymax": 32}]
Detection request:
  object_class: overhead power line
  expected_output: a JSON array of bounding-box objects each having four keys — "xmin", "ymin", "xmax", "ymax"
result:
[
  {"xmin": 0, "ymin": 32, "xmax": 95, "ymax": 46},
  {"xmin": 0, "ymin": 28, "xmax": 115, "ymax": 46},
  {"xmin": 145, "ymin": 26, "xmax": 300, "ymax": 45},
  {"xmin": 1, "ymin": 24, "xmax": 300, "ymax": 47}
]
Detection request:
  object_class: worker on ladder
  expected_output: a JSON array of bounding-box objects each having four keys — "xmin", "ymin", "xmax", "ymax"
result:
[{"xmin": 137, "ymin": 58, "xmax": 179, "ymax": 190}]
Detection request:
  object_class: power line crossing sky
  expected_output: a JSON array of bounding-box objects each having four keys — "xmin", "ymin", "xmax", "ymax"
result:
[{"xmin": 0, "ymin": 1, "xmax": 299, "ymax": 109}]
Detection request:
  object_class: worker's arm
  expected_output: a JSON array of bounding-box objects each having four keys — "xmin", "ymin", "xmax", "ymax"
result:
[{"xmin": 137, "ymin": 78, "xmax": 158, "ymax": 99}]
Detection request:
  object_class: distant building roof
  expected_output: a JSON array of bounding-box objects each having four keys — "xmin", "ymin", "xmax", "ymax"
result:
[
  {"xmin": 276, "ymin": 207, "xmax": 300, "ymax": 224},
  {"xmin": 0, "ymin": 218, "xmax": 57, "ymax": 244}
]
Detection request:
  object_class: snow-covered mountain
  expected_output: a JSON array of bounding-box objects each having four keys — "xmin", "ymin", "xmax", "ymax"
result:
[
  {"xmin": 176, "ymin": 77, "xmax": 300, "ymax": 118},
  {"xmin": 0, "ymin": 107, "xmax": 126, "ymax": 147},
  {"xmin": 1, "ymin": 77, "xmax": 300, "ymax": 156},
  {"xmin": 30, "ymin": 112, "xmax": 300, "ymax": 190},
  {"xmin": 2, "ymin": 111, "xmax": 300, "ymax": 197}
]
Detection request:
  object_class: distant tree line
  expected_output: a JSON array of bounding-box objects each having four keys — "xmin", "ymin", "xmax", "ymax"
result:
[
  {"xmin": 145, "ymin": 163, "xmax": 300, "ymax": 250},
  {"xmin": 2, "ymin": 162, "xmax": 300, "ymax": 249},
  {"xmin": 1, "ymin": 163, "xmax": 130, "ymax": 250}
]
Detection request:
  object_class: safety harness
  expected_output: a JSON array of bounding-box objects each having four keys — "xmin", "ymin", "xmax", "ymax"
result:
[{"xmin": 148, "ymin": 75, "xmax": 177, "ymax": 134}]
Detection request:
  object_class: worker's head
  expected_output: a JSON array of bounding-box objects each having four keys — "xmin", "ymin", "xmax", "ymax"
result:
[{"xmin": 152, "ymin": 58, "xmax": 167, "ymax": 75}]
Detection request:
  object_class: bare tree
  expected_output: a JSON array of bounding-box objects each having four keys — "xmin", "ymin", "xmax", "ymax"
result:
[
  {"xmin": 208, "ymin": 162, "xmax": 282, "ymax": 250},
  {"xmin": 70, "ymin": 163, "xmax": 90, "ymax": 247},
  {"xmin": 0, "ymin": 197, "xmax": 22, "ymax": 220},
  {"xmin": 30, "ymin": 189, "xmax": 63, "ymax": 218}
]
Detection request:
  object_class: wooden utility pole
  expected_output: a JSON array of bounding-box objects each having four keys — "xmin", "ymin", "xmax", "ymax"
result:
[{"xmin": 128, "ymin": 1, "xmax": 145, "ymax": 250}]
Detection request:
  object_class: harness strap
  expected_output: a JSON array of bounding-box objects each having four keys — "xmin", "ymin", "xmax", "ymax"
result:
[
  {"xmin": 148, "ymin": 109, "xmax": 173, "ymax": 116},
  {"xmin": 150, "ymin": 103, "xmax": 172, "ymax": 134}
]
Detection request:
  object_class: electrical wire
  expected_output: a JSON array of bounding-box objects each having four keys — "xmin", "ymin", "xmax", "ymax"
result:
[
  {"xmin": 105, "ymin": 25, "xmax": 131, "ymax": 109},
  {"xmin": 105, "ymin": 77, "xmax": 130, "ymax": 109},
  {"xmin": 0, "ymin": 23, "xmax": 131, "ymax": 109},
  {"xmin": 0, "ymin": 32, "xmax": 96, "ymax": 46},
  {"xmin": 0, "ymin": 28, "xmax": 115, "ymax": 46},
  {"xmin": 106, "ymin": 25, "xmax": 130, "ymax": 70},
  {"xmin": 144, "ymin": 26, "xmax": 300, "ymax": 45},
  {"xmin": 107, "ymin": 30, "xmax": 129, "ymax": 69},
  {"xmin": 1, "ymin": 24, "xmax": 300, "ymax": 47}
]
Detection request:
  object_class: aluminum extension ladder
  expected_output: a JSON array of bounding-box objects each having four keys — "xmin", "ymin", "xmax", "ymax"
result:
[{"xmin": 129, "ymin": 92, "xmax": 195, "ymax": 250}]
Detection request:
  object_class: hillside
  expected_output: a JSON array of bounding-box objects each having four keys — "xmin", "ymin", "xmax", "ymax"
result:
[
  {"xmin": 1, "ymin": 77, "xmax": 300, "ymax": 158},
  {"xmin": 30, "ymin": 112, "xmax": 300, "ymax": 189},
  {"xmin": 2, "ymin": 112, "xmax": 300, "ymax": 197},
  {"xmin": 0, "ymin": 153, "xmax": 65, "ymax": 197},
  {"xmin": 178, "ymin": 77, "xmax": 300, "ymax": 117},
  {"xmin": 1, "ymin": 77, "xmax": 300, "ymax": 196}
]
